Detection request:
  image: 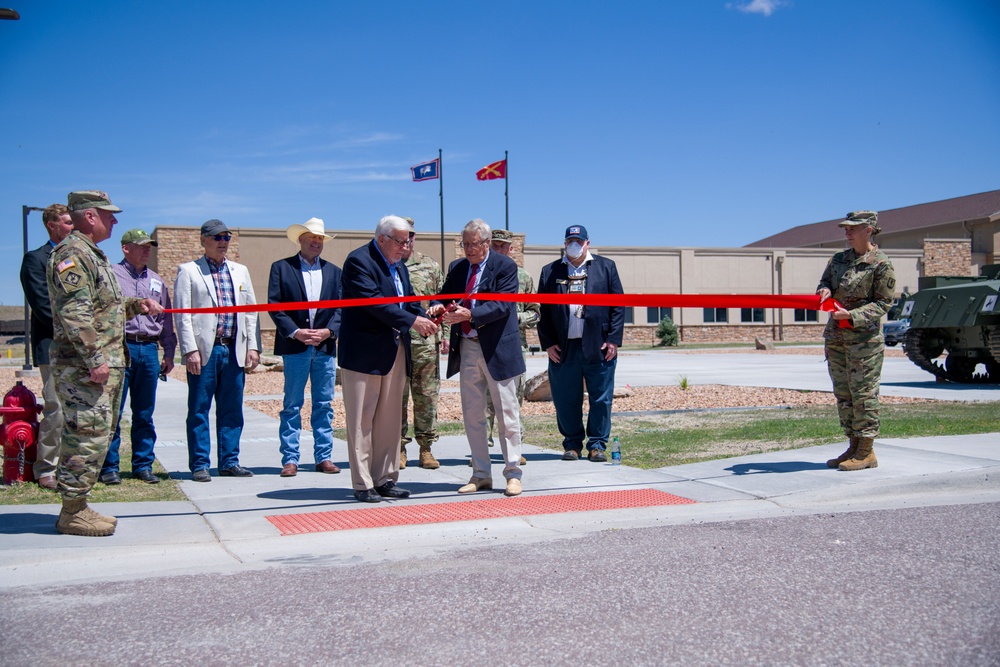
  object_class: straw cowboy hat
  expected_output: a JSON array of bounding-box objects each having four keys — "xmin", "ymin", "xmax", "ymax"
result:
[{"xmin": 286, "ymin": 217, "xmax": 335, "ymax": 244}]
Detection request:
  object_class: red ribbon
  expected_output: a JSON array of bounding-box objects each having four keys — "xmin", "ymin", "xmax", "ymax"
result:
[{"xmin": 166, "ymin": 292, "xmax": 851, "ymax": 327}]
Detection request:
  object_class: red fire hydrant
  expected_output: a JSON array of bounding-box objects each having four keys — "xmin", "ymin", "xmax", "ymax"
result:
[{"xmin": 1, "ymin": 381, "xmax": 43, "ymax": 485}]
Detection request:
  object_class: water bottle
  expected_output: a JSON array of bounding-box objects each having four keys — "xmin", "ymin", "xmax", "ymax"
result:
[{"xmin": 611, "ymin": 436, "xmax": 621, "ymax": 465}]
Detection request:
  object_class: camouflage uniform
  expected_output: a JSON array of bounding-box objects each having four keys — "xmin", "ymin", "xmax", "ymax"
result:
[
  {"xmin": 818, "ymin": 245, "xmax": 896, "ymax": 438},
  {"xmin": 487, "ymin": 265, "xmax": 540, "ymax": 441},
  {"xmin": 401, "ymin": 250, "xmax": 449, "ymax": 449},
  {"xmin": 48, "ymin": 230, "xmax": 144, "ymax": 499}
]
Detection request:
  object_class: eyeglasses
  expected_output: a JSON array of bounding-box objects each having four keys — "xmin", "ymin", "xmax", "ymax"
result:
[
  {"xmin": 212, "ymin": 234, "xmax": 232, "ymax": 242},
  {"xmin": 383, "ymin": 235, "xmax": 411, "ymax": 248},
  {"xmin": 460, "ymin": 239, "xmax": 489, "ymax": 250}
]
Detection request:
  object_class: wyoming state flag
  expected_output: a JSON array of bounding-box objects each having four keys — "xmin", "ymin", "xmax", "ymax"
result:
[
  {"xmin": 476, "ymin": 159, "xmax": 506, "ymax": 181},
  {"xmin": 411, "ymin": 159, "xmax": 440, "ymax": 182}
]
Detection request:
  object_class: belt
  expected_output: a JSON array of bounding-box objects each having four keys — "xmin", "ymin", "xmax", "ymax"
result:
[
  {"xmin": 126, "ymin": 334, "xmax": 159, "ymax": 343},
  {"xmin": 214, "ymin": 336, "xmax": 235, "ymax": 346}
]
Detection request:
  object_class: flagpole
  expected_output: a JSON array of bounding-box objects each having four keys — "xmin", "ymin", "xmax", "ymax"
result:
[
  {"xmin": 504, "ymin": 149, "xmax": 509, "ymax": 231},
  {"xmin": 438, "ymin": 148, "xmax": 445, "ymax": 263}
]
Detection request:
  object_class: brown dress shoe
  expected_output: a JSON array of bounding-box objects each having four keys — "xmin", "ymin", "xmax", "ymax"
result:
[
  {"xmin": 37, "ymin": 475, "xmax": 57, "ymax": 490},
  {"xmin": 280, "ymin": 463, "xmax": 298, "ymax": 477},
  {"xmin": 315, "ymin": 460, "xmax": 341, "ymax": 474}
]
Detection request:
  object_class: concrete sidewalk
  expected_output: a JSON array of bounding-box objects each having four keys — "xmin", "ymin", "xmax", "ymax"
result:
[{"xmin": 1, "ymin": 350, "xmax": 997, "ymax": 591}]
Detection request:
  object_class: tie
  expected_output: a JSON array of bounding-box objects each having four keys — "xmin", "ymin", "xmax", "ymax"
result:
[{"xmin": 461, "ymin": 263, "xmax": 480, "ymax": 336}]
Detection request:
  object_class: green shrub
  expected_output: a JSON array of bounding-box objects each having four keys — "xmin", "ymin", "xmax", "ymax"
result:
[{"xmin": 656, "ymin": 316, "xmax": 679, "ymax": 347}]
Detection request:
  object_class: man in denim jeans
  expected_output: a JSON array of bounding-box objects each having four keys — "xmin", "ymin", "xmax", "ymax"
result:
[
  {"xmin": 100, "ymin": 228, "xmax": 177, "ymax": 485},
  {"xmin": 267, "ymin": 218, "xmax": 343, "ymax": 478}
]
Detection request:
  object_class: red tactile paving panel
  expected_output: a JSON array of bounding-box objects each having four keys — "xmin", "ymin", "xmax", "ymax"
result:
[{"xmin": 267, "ymin": 488, "xmax": 696, "ymax": 535}]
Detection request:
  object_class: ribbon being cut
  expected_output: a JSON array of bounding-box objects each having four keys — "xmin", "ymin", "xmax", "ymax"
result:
[{"xmin": 166, "ymin": 293, "xmax": 851, "ymax": 328}]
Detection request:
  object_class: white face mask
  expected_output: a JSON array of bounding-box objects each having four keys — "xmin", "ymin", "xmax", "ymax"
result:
[{"xmin": 566, "ymin": 241, "xmax": 584, "ymax": 259}]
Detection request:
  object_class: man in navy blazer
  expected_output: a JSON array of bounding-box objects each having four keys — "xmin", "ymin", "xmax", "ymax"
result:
[
  {"xmin": 434, "ymin": 218, "xmax": 526, "ymax": 497},
  {"xmin": 19, "ymin": 203, "xmax": 73, "ymax": 489},
  {"xmin": 268, "ymin": 217, "xmax": 343, "ymax": 478},
  {"xmin": 338, "ymin": 215, "xmax": 438, "ymax": 503},
  {"xmin": 537, "ymin": 225, "xmax": 625, "ymax": 462}
]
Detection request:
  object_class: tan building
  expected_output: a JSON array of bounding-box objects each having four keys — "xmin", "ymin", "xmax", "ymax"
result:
[{"xmin": 152, "ymin": 189, "xmax": 996, "ymax": 348}]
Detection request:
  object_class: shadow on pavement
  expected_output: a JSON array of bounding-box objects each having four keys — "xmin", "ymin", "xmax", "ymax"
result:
[{"xmin": 725, "ymin": 461, "xmax": 829, "ymax": 475}]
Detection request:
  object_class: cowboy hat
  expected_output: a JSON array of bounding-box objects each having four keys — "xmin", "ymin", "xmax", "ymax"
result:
[{"xmin": 286, "ymin": 217, "xmax": 335, "ymax": 244}]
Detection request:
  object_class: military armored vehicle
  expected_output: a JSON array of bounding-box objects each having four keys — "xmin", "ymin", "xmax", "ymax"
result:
[{"xmin": 901, "ymin": 264, "xmax": 1000, "ymax": 383}]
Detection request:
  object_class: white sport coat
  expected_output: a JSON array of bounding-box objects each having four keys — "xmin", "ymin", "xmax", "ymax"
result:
[{"xmin": 174, "ymin": 256, "xmax": 259, "ymax": 367}]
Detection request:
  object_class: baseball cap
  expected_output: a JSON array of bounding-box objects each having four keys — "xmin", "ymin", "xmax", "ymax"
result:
[
  {"xmin": 200, "ymin": 219, "xmax": 230, "ymax": 236},
  {"xmin": 120, "ymin": 229, "xmax": 158, "ymax": 246},
  {"xmin": 564, "ymin": 225, "xmax": 588, "ymax": 241}
]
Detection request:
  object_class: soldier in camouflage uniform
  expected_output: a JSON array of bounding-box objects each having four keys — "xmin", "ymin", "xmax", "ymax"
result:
[
  {"xmin": 47, "ymin": 191, "xmax": 162, "ymax": 536},
  {"xmin": 399, "ymin": 218, "xmax": 450, "ymax": 469},
  {"xmin": 485, "ymin": 229, "xmax": 540, "ymax": 463},
  {"xmin": 817, "ymin": 210, "xmax": 896, "ymax": 472}
]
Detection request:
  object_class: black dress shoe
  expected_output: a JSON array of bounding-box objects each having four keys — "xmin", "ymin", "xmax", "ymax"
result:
[
  {"xmin": 375, "ymin": 481, "xmax": 411, "ymax": 499},
  {"xmin": 192, "ymin": 469, "xmax": 211, "ymax": 482},
  {"xmin": 134, "ymin": 469, "xmax": 160, "ymax": 484},
  {"xmin": 220, "ymin": 465, "xmax": 254, "ymax": 477},
  {"xmin": 99, "ymin": 471, "xmax": 121, "ymax": 485},
  {"xmin": 353, "ymin": 489, "xmax": 382, "ymax": 503}
]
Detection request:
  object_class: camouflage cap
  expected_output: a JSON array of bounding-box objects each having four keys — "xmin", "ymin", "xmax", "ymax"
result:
[
  {"xmin": 838, "ymin": 210, "xmax": 878, "ymax": 228},
  {"xmin": 67, "ymin": 190, "xmax": 121, "ymax": 213},
  {"xmin": 403, "ymin": 216, "xmax": 415, "ymax": 229},
  {"xmin": 120, "ymin": 228, "xmax": 158, "ymax": 246},
  {"xmin": 491, "ymin": 229, "xmax": 514, "ymax": 243}
]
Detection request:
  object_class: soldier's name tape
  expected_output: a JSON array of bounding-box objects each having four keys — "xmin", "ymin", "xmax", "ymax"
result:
[{"xmin": 166, "ymin": 293, "xmax": 852, "ymax": 328}]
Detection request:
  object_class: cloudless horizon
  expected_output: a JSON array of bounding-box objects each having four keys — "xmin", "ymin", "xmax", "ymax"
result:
[{"xmin": 1, "ymin": 0, "xmax": 998, "ymax": 305}]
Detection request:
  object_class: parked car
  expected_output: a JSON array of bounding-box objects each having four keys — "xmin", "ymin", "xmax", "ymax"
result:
[{"xmin": 883, "ymin": 318, "xmax": 910, "ymax": 347}]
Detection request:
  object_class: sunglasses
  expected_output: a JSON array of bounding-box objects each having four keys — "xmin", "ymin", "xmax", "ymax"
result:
[{"xmin": 212, "ymin": 234, "xmax": 232, "ymax": 242}]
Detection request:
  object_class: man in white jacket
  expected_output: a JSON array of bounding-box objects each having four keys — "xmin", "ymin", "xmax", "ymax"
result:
[{"xmin": 174, "ymin": 219, "xmax": 260, "ymax": 482}]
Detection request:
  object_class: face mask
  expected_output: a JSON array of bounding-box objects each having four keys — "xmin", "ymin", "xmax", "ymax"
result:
[{"xmin": 566, "ymin": 241, "xmax": 584, "ymax": 259}]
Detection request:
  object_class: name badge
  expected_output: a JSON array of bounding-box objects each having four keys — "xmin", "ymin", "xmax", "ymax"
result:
[{"xmin": 150, "ymin": 278, "xmax": 162, "ymax": 294}]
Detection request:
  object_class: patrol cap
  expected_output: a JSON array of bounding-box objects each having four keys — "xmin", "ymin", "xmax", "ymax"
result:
[
  {"xmin": 838, "ymin": 210, "xmax": 878, "ymax": 228},
  {"xmin": 120, "ymin": 229, "xmax": 157, "ymax": 246},
  {"xmin": 200, "ymin": 219, "xmax": 230, "ymax": 236},
  {"xmin": 491, "ymin": 229, "xmax": 514, "ymax": 244},
  {"xmin": 403, "ymin": 217, "xmax": 416, "ymax": 237},
  {"xmin": 67, "ymin": 190, "xmax": 121, "ymax": 213},
  {"xmin": 564, "ymin": 225, "xmax": 588, "ymax": 241}
]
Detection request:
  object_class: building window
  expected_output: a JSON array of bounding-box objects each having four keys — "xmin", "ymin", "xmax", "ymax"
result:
[
  {"xmin": 741, "ymin": 308, "xmax": 765, "ymax": 323},
  {"xmin": 794, "ymin": 309, "xmax": 818, "ymax": 322},
  {"xmin": 623, "ymin": 307, "xmax": 634, "ymax": 324},
  {"xmin": 703, "ymin": 308, "xmax": 728, "ymax": 323},
  {"xmin": 647, "ymin": 307, "xmax": 673, "ymax": 324}
]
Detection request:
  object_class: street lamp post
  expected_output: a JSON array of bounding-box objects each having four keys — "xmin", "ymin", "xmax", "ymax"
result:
[{"xmin": 20, "ymin": 205, "xmax": 45, "ymax": 373}]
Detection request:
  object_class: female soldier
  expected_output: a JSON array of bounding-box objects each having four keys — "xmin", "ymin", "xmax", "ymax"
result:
[{"xmin": 817, "ymin": 211, "xmax": 896, "ymax": 471}]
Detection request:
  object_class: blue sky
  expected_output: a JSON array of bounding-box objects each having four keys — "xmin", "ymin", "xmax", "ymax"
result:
[{"xmin": 1, "ymin": 0, "xmax": 998, "ymax": 305}]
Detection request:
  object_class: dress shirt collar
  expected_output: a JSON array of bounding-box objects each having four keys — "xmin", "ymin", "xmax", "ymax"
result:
[{"xmin": 120, "ymin": 258, "xmax": 147, "ymax": 278}]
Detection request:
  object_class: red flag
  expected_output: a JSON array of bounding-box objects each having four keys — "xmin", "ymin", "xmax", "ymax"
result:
[{"xmin": 476, "ymin": 159, "xmax": 506, "ymax": 180}]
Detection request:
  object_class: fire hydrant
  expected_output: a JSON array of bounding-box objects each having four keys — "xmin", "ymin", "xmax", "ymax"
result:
[{"xmin": 1, "ymin": 381, "xmax": 43, "ymax": 485}]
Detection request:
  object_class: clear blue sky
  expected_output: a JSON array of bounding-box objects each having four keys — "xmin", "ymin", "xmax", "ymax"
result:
[{"xmin": 1, "ymin": 0, "xmax": 998, "ymax": 305}]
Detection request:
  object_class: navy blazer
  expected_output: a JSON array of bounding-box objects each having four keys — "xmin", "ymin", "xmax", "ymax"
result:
[
  {"xmin": 442, "ymin": 251, "xmax": 525, "ymax": 382},
  {"xmin": 338, "ymin": 240, "xmax": 424, "ymax": 376},
  {"xmin": 537, "ymin": 254, "xmax": 625, "ymax": 363},
  {"xmin": 267, "ymin": 254, "xmax": 342, "ymax": 357},
  {"xmin": 19, "ymin": 243, "xmax": 55, "ymax": 366}
]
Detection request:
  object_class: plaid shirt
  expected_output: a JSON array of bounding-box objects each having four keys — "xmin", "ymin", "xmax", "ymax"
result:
[{"xmin": 207, "ymin": 256, "xmax": 236, "ymax": 338}]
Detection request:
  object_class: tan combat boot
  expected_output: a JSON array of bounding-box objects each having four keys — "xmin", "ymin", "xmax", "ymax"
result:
[
  {"xmin": 56, "ymin": 498, "xmax": 116, "ymax": 537},
  {"xmin": 399, "ymin": 445, "xmax": 407, "ymax": 470},
  {"xmin": 826, "ymin": 437, "xmax": 858, "ymax": 468},
  {"xmin": 839, "ymin": 437, "xmax": 878, "ymax": 471},
  {"xmin": 419, "ymin": 445, "xmax": 440, "ymax": 469}
]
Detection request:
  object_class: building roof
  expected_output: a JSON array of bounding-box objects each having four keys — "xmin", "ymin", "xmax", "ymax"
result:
[{"xmin": 745, "ymin": 189, "xmax": 1000, "ymax": 248}]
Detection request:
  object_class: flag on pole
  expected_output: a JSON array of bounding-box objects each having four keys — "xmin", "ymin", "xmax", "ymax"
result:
[
  {"xmin": 476, "ymin": 159, "xmax": 507, "ymax": 181},
  {"xmin": 411, "ymin": 158, "xmax": 440, "ymax": 181}
]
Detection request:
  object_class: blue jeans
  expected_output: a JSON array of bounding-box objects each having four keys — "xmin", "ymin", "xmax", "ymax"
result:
[
  {"xmin": 102, "ymin": 340, "xmax": 160, "ymax": 475},
  {"xmin": 548, "ymin": 338, "xmax": 617, "ymax": 452},
  {"xmin": 186, "ymin": 342, "xmax": 245, "ymax": 472},
  {"xmin": 279, "ymin": 347, "xmax": 336, "ymax": 465}
]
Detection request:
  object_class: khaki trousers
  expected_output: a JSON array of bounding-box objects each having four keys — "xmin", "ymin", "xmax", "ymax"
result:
[
  {"xmin": 459, "ymin": 338, "xmax": 522, "ymax": 481},
  {"xmin": 341, "ymin": 344, "xmax": 407, "ymax": 491},
  {"xmin": 33, "ymin": 363, "xmax": 64, "ymax": 479}
]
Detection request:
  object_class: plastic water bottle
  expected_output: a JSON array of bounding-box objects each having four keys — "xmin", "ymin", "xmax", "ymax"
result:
[{"xmin": 611, "ymin": 436, "xmax": 621, "ymax": 465}]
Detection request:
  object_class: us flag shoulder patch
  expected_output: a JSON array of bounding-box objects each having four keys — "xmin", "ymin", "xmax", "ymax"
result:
[{"xmin": 56, "ymin": 258, "xmax": 77, "ymax": 273}]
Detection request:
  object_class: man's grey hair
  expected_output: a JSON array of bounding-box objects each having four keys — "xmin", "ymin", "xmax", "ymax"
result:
[
  {"xmin": 376, "ymin": 215, "xmax": 410, "ymax": 239},
  {"xmin": 463, "ymin": 218, "xmax": 491, "ymax": 242}
]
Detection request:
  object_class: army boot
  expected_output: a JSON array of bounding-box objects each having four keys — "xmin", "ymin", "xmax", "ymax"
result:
[
  {"xmin": 839, "ymin": 437, "xmax": 878, "ymax": 471},
  {"xmin": 399, "ymin": 445, "xmax": 407, "ymax": 470},
  {"xmin": 419, "ymin": 445, "xmax": 440, "ymax": 469},
  {"xmin": 56, "ymin": 498, "xmax": 116, "ymax": 537},
  {"xmin": 826, "ymin": 437, "xmax": 859, "ymax": 468}
]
